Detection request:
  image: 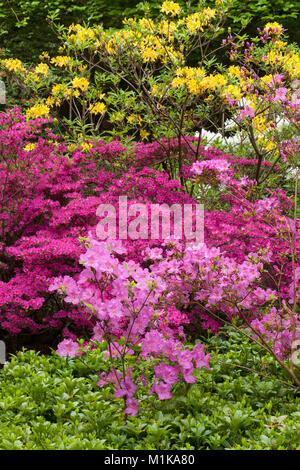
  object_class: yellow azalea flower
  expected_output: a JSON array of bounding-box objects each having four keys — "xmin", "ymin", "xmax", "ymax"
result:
[
  {"xmin": 128, "ymin": 114, "xmax": 143, "ymax": 126},
  {"xmin": 51, "ymin": 56, "xmax": 72, "ymax": 68},
  {"xmin": 39, "ymin": 51, "xmax": 50, "ymax": 60},
  {"xmin": 253, "ymin": 115, "xmax": 267, "ymax": 135},
  {"xmin": 141, "ymin": 47, "xmax": 159, "ymax": 62},
  {"xmin": 51, "ymin": 83, "xmax": 72, "ymax": 101},
  {"xmin": 67, "ymin": 25, "xmax": 96, "ymax": 44},
  {"xmin": 161, "ymin": 1, "xmax": 181, "ymax": 17},
  {"xmin": 122, "ymin": 17, "xmax": 137, "ymax": 27},
  {"xmin": 26, "ymin": 103, "xmax": 50, "ymax": 120},
  {"xmin": 228, "ymin": 66, "xmax": 241, "ymax": 78},
  {"xmin": 46, "ymin": 96, "xmax": 55, "ymax": 107},
  {"xmin": 186, "ymin": 9, "xmax": 216, "ymax": 34},
  {"xmin": 171, "ymin": 76, "xmax": 186, "ymax": 88},
  {"xmin": 81, "ymin": 142, "xmax": 93, "ymax": 152},
  {"xmin": 1, "ymin": 58, "xmax": 25, "ymax": 73},
  {"xmin": 264, "ymin": 22, "xmax": 284, "ymax": 35},
  {"xmin": 257, "ymin": 137, "xmax": 277, "ymax": 151},
  {"xmin": 34, "ymin": 63, "xmax": 49, "ymax": 76},
  {"xmin": 26, "ymin": 73, "xmax": 40, "ymax": 83},
  {"xmin": 89, "ymin": 102, "xmax": 106, "ymax": 115},
  {"xmin": 172, "ymin": 67, "xmax": 206, "ymax": 93},
  {"xmin": 139, "ymin": 18, "xmax": 155, "ymax": 31},
  {"xmin": 71, "ymin": 76, "xmax": 89, "ymax": 92},
  {"xmin": 202, "ymin": 73, "xmax": 227, "ymax": 91},
  {"xmin": 261, "ymin": 74, "xmax": 273, "ymax": 85},
  {"xmin": 187, "ymin": 78, "xmax": 201, "ymax": 94},
  {"xmin": 222, "ymin": 84, "xmax": 243, "ymax": 102},
  {"xmin": 282, "ymin": 51, "xmax": 300, "ymax": 78},
  {"xmin": 274, "ymin": 40, "xmax": 287, "ymax": 50},
  {"xmin": 161, "ymin": 45, "xmax": 182, "ymax": 63},
  {"xmin": 105, "ymin": 39, "xmax": 116, "ymax": 55},
  {"xmin": 67, "ymin": 143, "xmax": 77, "ymax": 152},
  {"xmin": 24, "ymin": 143, "xmax": 36, "ymax": 152},
  {"xmin": 115, "ymin": 29, "xmax": 135, "ymax": 42},
  {"xmin": 265, "ymin": 50, "xmax": 281, "ymax": 66},
  {"xmin": 159, "ymin": 20, "xmax": 176, "ymax": 39},
  {"xmin": 140, "ymin": 129, "xmax": 150, "ymax": 140},
  {"xmin": 51, "ymin": 84, "xmax": 63, "ymax": 96}
]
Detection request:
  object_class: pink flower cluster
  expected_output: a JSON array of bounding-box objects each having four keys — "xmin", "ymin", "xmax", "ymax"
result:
[
  {"xmin": 0, "ymin": 108, "xmax": 298, "ymax": 392},
  {"xmin": 51, "ymin": 237, "xmax": 210, "ymax": 414}
]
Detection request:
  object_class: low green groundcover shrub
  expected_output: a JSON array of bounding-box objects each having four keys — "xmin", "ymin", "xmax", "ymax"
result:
[{"xmin": 0, "ymin": 328, "xmax": 299, "ymax": 450}]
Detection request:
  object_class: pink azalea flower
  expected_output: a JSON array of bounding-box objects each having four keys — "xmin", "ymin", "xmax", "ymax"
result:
[
  {"xmin": 152, "ymin": 381, "xmax": 173, "ymax": 400},
  {"xmin": 56, "ymin": 338, "xmax": 80, "ymax": 358},
  {"xmin": 124, "ymin": 398, "xmax": 139, "ymax": 416}
]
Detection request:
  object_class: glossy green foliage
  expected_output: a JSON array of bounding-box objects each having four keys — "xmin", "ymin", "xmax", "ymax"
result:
[{"xmin": 0, "ymin": 328, "xmax": 299, "ymax": 450}]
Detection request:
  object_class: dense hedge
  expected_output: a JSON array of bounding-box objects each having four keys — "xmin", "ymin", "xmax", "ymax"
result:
[{"xmin": 0, "ymin": 328, "xmax": 299, "ymax": 450}]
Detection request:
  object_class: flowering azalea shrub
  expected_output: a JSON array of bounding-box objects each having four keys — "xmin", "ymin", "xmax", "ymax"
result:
[
  {"xmin": 50, "ymin": 150, "xmax": 300, "ymax": 401},
  {"xmin": 0, "ymin": 108, "xmax": 198, "ymax": 344},
  {"xmin": 0, "ymin": 108, "xmax": 101, "ymax": 342},
  {"xmin": 0, "ymin": 96, "xmax": 299, "ymax": 409},
  {"xmin": 1, "ymin": 1, "xmax": 299, "ymax": 188},
  {"xmin": 50, "ymin": 237, "xmax": 211, "ymax": 416},
  {"xmin": 1, "ymin": 106, "xmax": 299, "ymax": 376}
]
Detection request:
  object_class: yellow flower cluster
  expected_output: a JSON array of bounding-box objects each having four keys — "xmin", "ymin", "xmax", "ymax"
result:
[
  {"xmin": 282, "ymin": 51, "xmax": 300, "ymax": 78},
  {"xmin": 274, "ymin": 40, "xmax": 287, "ymax": 50},
  {"xmin": 264, "ymin": 49, "xmax": 300, "ymax": 79},
  {"xmin": 186, "ymin": 8, "xmax": 216, "ymax": 34},
  {"xmin": 81, "ymin": 142, "xmax": 94, "ymax": 152},
  {"xmin": 140, "ymin": 129, "xmax": 150, "ymax": 140},
  {"xmin": 67, "ymin": 24, "xmax": 96, "ymax": 45},
  {"xmin": 72, "ymin": 76, "xmax": 89, "ymax": 92},
  {"xmin": 26, "ymin": 103, "xmax": 50, "ymax": 120},
  {"xmin": 139, "ymin": 34, "xmax": 181, "ymax": 63},
  {"xmin": 171, "ymin": 67, "xmax": 205, "ymax": 93},
  {"xmin": 203, "ymin": 74, "xmax": 227, "ymax": 90},
  {"xmin": 108, "ymin": 4, "xmax": 218, "ymax": 65},
  {"xmin": 24, "ymin": 143, "xmax": 36, "ymax": 152},
  {"xmin": 46, "ymin": 83, "xmax": 76, "ymax": 107},
  {"xmin": 221, "ymin": 84, "xmax": 243, "ymax": 102},
  {"xmin": 114, "ymin": 29, "xmax": 135, "ymax": 46},
  {"xmin": 67, "ymin": 143, "xmax": 77, "ymax": 152},
  {"xmin": 265, "ymin": 50, "xmax": 281, "ymax": 66},
  {"xmin": 34, "ymin": 63, "xmax": 49, "ymax": 76},
  {"xmin": 161, "ymin": 1, "xmax": 181, "ymax": 17},
  {"xmin": 261, "ymin": 74, "xmax": 273, "ymax": 87},
  {"xmin": 159, "ymin": 20, "xmax": 177, "ymax": 40},
  {"xmin": 141, "ymin": 43, "xmax": 160, "ymax": 62},
  {"xmin": 39, "ymin": 51, "xmax": 50, "ymax": 61},
  {"xmin": 253, "ymin": 113, "xmax": 268, "ymax": 137},
  {"xmin": 139, "ymin": 18, "xmax": 155, "ymax": 32},
  {"xmin": 228, "ymin": 66, "xmax": 241, "ymax": 78},
  {"xmin": 51, "ymin": 56, "xmax": 72, "ymax": 68},
  {"xmin": 89, "ymin": 102, "xmax": 106, "ymax": 115},
  {"xmin": 1, "ymin": 58, "xmax": 25, "ymax": 74},
  {"xmin": 24, "ymin": 72, "xmax": 40, "ymax": 84},
  {"xmin": 264, "ymin": 22, "xmax": 284, "ymax": 35},
  {"xmin": 127, "ymin": 114, "xmax": 143, "ymax": 126},
  {"xmin": 24, "ymin": 63, "xmax": 49, "ymax": 83},
  {"xmin": 171, "ymin": 67, "xmax": 228, "ymax": 94}
]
